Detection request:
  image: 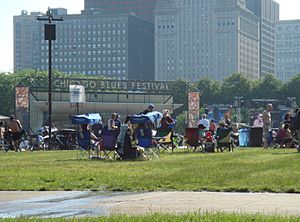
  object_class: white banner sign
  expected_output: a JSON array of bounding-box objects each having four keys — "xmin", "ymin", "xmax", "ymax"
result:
[{"xmin": 69, "ymin": 85, "xmax": 86, "ymax": 103}]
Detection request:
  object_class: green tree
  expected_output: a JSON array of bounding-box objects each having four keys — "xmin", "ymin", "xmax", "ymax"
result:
[
  {"xmin": 219, "ymin": 73, "xmax": 252, "ymax": 104},
  {"xmin": 251, "ymin": 74, "xmax": 284, "ymax": 100},
  {"xmin": 0, "ymin": 69, "xmax": 87, "ymax": 116},
  {"xmin": 284, "ymin": 73, "xmax": 300, "ymax": 104},
  {"xmin": 171, "ymin": 79, "xmax": 189, "ymax": 114},
  {"xmin": 196, "ymin": 77, "xmax": 221, "ymax": 105},
  {"xmin": 174, "ymin": 112, "xmax": 187, "ymax": 134}
]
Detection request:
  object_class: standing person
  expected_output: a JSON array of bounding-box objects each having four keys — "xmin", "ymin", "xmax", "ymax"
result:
[
  {"xmin": 115, "ymin": 114, "xmax": 121, "ymax": 129},
  {"xmin": 114, "ymin": 114, "xmax": 122, "ymax": 135},
  {"xmin": 262, "ymin": 103, "xmax": 273, "ymax": 149},
  {"xmin": 117, "ymin": 116, "xmax": 135, "ymax": 159},
  {"xmin": 198, "ymin": 114, "xmax": 210, "ymax": 131},
  {"xmin": 108, "ymin": 113, "xmax": 119, "ymax": 138},
  {"xmin": 8, "ymin": 115, "xmax": 22, "ymax": 152},
  {"xmin": 108, "ymin": 113, "xmax": 118, "ymax": 131}
]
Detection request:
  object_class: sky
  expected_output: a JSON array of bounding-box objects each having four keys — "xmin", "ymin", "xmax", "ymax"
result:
[{"xmin": 0, "ymin": 0, "xmax": 299, "ymax": 72}]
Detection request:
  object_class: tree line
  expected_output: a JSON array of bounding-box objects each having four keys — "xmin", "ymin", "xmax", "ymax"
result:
[
  {"xmin": 0, "ymin": 70, "xmax": 299, "ymax": 116},
  {"xmin": 173, "ymin": 73, "xmax": 300, "ymax": 109}
]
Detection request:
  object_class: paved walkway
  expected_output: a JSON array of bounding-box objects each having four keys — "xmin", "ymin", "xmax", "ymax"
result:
[{"xmin": 0, "ymin": 191, "xmax": 299, "ymax": 218}]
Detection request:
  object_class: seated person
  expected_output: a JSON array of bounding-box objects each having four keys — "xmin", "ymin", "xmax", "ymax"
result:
[
  {"xmin": 276, "ymin": 123, "xmax": 293, "ymax": 148},
  {"xmin": 231, "ymin": 123, "xmax": 239, "ymax": 147},
  {"xmin": 223, "ymin": 114, "xmax": 231, "ymax": 128},
  {"xmin": 209, "ymin": 119, "xmax": 217, "ymax": 135},
  {"xmin": 215, "ymin": 121, "xmax": 232, "ymax": 141},
  {"xmin": 205, "ymin": 130, "xmax": 214, "ymax": 143},
  {"xmin": 91, "ymin": 117, "xmax": 103, "ymax": 138},
  {"xmin": 198, "ymin": 124, "xmax": 206, "ymax": 144},
  {"xmin": 79, "ymin": 124, "xmax": 101, "ymax": 155},
  {"xmin": 160, "ymin": 110, "xmax": 175, "ymax": 130},
  {"xmin": 283, "ymin": 112, "xmax": 292, "ymax": 125},
  {"xmin": 140, "ymin": 104, "xmax": 154, "ymax": 115},
  {"xmin": 253, "ymin": 114, "xmax": 263, "ymax": 128}
]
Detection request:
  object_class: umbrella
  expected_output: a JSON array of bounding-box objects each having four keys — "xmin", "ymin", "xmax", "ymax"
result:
[
  {"xmin": 130, "ymin": 111, "xmax": 163, "ymax": 125},
  {"xmin": 71, "ymin": 113, "xmax": 102, "ymax": 125}
]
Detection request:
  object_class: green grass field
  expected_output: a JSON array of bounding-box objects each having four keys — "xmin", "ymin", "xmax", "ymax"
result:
[
  {"xmin": 0, "ymin": 213, "xmax": 299, "ymax": 222},
  {"xmin": 0, "ymin": 148, "xmax": 299, "ymax": 193}
]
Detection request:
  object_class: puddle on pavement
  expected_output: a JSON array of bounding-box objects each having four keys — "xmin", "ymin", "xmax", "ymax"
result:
[{"xmin": 0, "ymin": 191, "xmax": 140, "ymax": 218}]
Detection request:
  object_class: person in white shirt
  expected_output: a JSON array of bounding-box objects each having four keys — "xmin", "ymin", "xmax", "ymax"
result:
[
  {"xmin": 253, "ymin": 114, "xmax": 263, "ymax": 128},
  {"xmin": 108, "ymin": 113, "xmax": 118, "ymax": 131},
  {"xmin": 198, "ymin": 114, "xmax": 210, "ymax": 131}
]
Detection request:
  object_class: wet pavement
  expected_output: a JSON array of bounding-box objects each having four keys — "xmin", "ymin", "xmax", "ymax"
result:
[{"xmin": 0, "ymin": 191, "xmax": 300, "ymax": 218}]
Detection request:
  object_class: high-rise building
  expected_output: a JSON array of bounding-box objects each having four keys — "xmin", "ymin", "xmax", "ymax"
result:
[
  {"xmin": 14, "ymin": 9, "xmax": 154, "ymax": 80},
  {"xmin": 155, "ymin": 0, "xmax": 260, "ymax": 81},
  {"xmin": 84, "ymin": 0, "xmax": 159, "ymax": 22},
  {"xmin": 214, "ymin": 0, "xmax": 260, "ymax": 80},
  {"xmin": 245, "ymin": 0, "xmax": 279, "ymax": 77},
  {"xmin": 276, "ymin": 20, "xmax": 300, "ymax": 82}
]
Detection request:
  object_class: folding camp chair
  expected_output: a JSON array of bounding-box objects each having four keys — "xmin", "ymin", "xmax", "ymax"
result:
[
  {"xmin": 76, "ymin": 130, "xmax": 100, "ymax": 159},
  {"xmin": 215, "ymin": 127, "xmax": 234, "ymax": 152},
  {"xmin": 154, "ymin": 128, "xmax": 174, "ymax": 152},
  {"xmin": 71, "ymin": 113, "xmax": 102, "ymax": 159},
  {"xmin": 184, "ymin": 128, "xmax": 204, "ymax": 152},
  {"xmin": 100, "ymin": 128, "xmax": 118, "ymax": 159},
  {"xmin": 135, "ymin": 127, "xmax": 159, "ymax": 159}
]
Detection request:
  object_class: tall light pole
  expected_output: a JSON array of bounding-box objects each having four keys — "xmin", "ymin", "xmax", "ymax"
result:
[
  {"xmin": 37, "ymin": 8, "xmax": 63, "ymax": 148},
  {"xmin": 234, "ymin": 96, "xmax": 243, "ymax": 123}
]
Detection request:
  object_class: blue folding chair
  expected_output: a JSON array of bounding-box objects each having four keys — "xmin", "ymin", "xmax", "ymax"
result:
[{"xmin": 76, "ymin": 130, "xmax": 100, "ymax": 159}]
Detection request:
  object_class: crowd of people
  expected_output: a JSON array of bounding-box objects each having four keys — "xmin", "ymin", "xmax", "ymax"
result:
[
  {"xmin": 76, "ymin": 104, "xmax": 176, "ymax": 159},
  {"xmin": 197, "ymin": 109, "xmax": 239, "ymax": 150},
  {"xmin": 251, "ymin": 104, "xmax": 300, "ymax": 149},
  {"xmin": 196, "ymin": 103, "xmax": 300, "ymax": 151},
  {"xmin": 1, "ymin": 102, "xmax": 300, "ymax": 153}
]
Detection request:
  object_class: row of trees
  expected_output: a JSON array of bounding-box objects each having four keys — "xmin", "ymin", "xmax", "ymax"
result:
[
  {"xmin": 0, "ymin": 70, "xmax": 299, "ymax": 116},
  {"xmin": 173, "ymin": 73, "xmax": 300, "ymax": 108}
]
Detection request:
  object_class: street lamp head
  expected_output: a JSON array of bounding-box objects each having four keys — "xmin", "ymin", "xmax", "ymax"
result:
[{"xmin": 45, "ymin": 7, "xmax": 53, "ymax": 19}]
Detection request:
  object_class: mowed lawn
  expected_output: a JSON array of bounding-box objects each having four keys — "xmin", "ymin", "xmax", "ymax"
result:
[
  {"xmin": 0, "ymin": 213, "xmax": 299, "ymax": 222},
  {"xmin": 0, "ymin": 148, "xmax": 299, "ymax": 193}
]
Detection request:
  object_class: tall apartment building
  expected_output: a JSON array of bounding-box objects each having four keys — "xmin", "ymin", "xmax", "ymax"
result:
[
  {"xmin": 14, "ymin": 9, "xmax": 154, "ymax": 80},
  {"xmin": 155, "ymin": 0, "xmax": 260, "ymax": 82},
  {"xmin": 84, "ymin": 0, "xmax": 159, "ymax": 22},
  {"xmin": 276, "ymin": 20, "xmax": 300, "ymax": 82},
  {"xmin": 214, "ymin": 0, "xmax": 260, "ymax": 80},
  {"xmin": 245, "ymin": 0, "xmax": 279, "ymax": 77}
]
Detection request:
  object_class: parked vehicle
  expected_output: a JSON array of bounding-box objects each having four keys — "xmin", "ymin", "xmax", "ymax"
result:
[{"xmin": 43, "ymin": 129, "xmax": 77, "ymax": 150}]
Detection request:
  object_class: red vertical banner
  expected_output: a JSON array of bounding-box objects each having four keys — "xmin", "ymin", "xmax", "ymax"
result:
[
  {"xmin": 188, "ymin": 92, "xmax": 200, "ymax": 128},
  {"xmin": 16, "ymin": 87, "xmax": 29, "ymax": 109},
  {"xmin": 15, "ymin": 87, "xmax": 29, "ymax": 130}
]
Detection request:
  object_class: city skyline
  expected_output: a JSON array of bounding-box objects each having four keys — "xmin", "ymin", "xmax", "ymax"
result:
[{"xmin": 0, "ymin": 0, "xmax": 299, "ymax": 72}]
